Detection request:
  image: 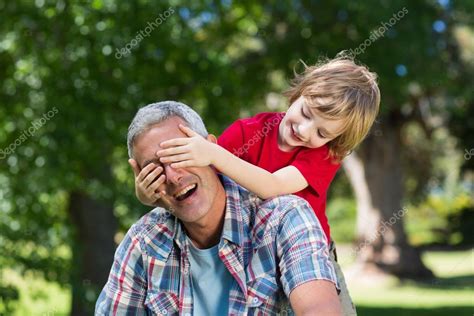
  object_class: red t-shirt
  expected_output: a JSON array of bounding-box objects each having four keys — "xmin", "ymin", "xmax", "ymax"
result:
[{"xmin": 217, "ymin": 112, "xmax": 341, "ymax": 242}]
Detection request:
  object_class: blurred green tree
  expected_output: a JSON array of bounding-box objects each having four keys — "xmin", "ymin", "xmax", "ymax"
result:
[
  {"xmin": 342, "ymin": 0, "xmax": 473, "ymax": 277},
  {"xmin": 0, "ymin": 0, "xmax": 472, "ymax": 314}
]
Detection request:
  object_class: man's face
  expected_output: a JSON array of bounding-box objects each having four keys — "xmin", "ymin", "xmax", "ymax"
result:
[{"xmin": 132, "ymin": 116, "xmax": 224, "ymax": 224}]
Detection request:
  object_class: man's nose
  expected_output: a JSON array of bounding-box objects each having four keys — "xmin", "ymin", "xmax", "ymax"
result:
[{"xmin": 163, "ymin": 164, "xmax": 183, "ymax": 184}]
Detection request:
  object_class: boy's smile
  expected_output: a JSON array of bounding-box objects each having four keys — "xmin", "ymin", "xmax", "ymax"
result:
[{"xmin": 278, "ymin": 96, "xmax": 345, "ymax": 152}]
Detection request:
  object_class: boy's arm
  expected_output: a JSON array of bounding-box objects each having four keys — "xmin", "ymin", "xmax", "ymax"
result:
[
  {"xmin": 158, "ymin": 124, "xmax": 308, "ymax": 199},
  {"xmin": 212, "ymin": 144, "xmax": 308, "ymax": 199}
]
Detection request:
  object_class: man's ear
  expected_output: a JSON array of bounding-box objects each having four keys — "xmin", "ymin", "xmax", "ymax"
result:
[{"xmin": 207, "ymin": 134, "xmax": 218, "ymax": 144}]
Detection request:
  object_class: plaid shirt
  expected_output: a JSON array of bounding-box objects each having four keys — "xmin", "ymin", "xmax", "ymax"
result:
[{"xmin": 96, "ymin": 175, "xmax": 337, "ymax": 315}]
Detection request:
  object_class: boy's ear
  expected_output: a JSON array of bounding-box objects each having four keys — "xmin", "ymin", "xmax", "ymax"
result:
[{"xmin": 207, "ymin": 134, "xmax": 217, "ymax": 144}]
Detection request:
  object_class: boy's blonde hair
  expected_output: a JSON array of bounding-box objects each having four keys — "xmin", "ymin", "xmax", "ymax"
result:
[{"xmin": 284, "ymin": 52, "xmax": 380, "ymax": 163}]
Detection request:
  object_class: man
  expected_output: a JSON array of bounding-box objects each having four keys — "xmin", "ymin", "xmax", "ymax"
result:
[{"xmin": 95, "ymin": 101, "xmax": 342, "ymax": 315}]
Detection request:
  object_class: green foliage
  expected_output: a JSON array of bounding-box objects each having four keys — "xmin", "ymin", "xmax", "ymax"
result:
[
  {"xmin": 406, "ymin": 192, "xmax": 474, "ymax": 246},
  {"xmin": 0, "ymin": 0, "xmax": 472, "ymax": 313},
  {"xmin": 448, "ymin": 206, "xmax": 474, "ymax": 245},
  {"xmin": 0, "ymin": 270, "xmax": 69, "ymax": 316},
  {"xmin": 327, "ymin": 197, "xmax": 357, "ymax": 243},
  {"xmin": 0, "ymin": 284, "xmax": 19, "ymax": 315}
]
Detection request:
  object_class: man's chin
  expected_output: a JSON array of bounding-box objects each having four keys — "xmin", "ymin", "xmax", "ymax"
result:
[
  {"xmin": 173, "ymin": 209, "xmax": 207, "ymax": 224},
  {"xmin": 155, "ymin": 201, "xmax": 169, "ymax": 210}
]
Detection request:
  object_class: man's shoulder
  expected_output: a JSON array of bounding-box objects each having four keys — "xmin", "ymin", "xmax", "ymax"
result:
[
  {"xmin": 131, "ymin": 207, "xmax": 175, "ymax": 232},
  {"xmin": 222, "ymin": 175, "xmax": 317, "ymax": 225},
  {"xmin": 126, "ymin": 207, "xmax": 176, "ymax": 261},
  {"xmin": 250, "ymin": 194, "xmax": 319, "ymax": 233},
  {"xmin": 261, "ymin": 194, "xmax": 316, "ymax": 216}
]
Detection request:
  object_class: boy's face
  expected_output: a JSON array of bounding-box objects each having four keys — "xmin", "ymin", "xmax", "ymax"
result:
[{"xmin": 278, "ymin": 96, "xmax": 345, "ymax": 151}]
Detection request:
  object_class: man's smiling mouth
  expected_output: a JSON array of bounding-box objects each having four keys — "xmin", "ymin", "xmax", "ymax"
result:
[{"xmin": 174, "ymin": 183, "xmax": 198, "ymax": 201}]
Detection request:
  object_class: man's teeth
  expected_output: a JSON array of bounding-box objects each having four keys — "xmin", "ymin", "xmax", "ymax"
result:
[{"xmin": 175, "ymin": 184, "xmax": 197, "ymax": 199}]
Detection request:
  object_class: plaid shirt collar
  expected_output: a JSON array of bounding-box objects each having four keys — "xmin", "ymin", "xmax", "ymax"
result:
[{"xmin": 147, "ymin": 174, "xmax": 246, "ymax": 260}]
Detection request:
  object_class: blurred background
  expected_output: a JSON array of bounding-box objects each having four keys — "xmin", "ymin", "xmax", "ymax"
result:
[{"xmin": 0, "ymin": 0, "xmax": 473, "ymax": 315}]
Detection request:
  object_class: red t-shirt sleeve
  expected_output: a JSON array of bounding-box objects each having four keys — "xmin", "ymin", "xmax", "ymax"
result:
[
  {"xmin": 217, "ymin": 119, "xmax": 246, "ymax": 159},
  {"xmin": 291, "ymin": 146, "xmax": 340, "ymax": 197}
]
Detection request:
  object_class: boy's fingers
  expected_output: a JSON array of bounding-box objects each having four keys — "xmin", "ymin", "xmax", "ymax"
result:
[
  {"xmin": 171, "ymin": 161, "xmax": 193, "ymax": 169},
  {"xmin": 178, "ymin": 124, "xmax": 198, "ymax": 137},
  {"xmin": 152, "ymin": 192, "xmax": 163, "ymax": 202},
  {"xmin": 156, "ymin": 145, "xmax": 189, "ymax": 157},
  {"xmin": 160, "ymin": 154, "xmax": 191, "ymax": 163},
  {"xmin": 143, "ymin": 166, "xmax": 164, "ymax": 189},
  {"xmin": 160, "ymin": 192, "xmax": 173, "ymax": 206},
  {"xmin": 138, "ymin": 163, "xmax": 161, "ymax": 182},
  {"xmin": 147, "ymin": 175, "xmax": 166, "ymax": 193},
  {"xmin": 128, "ymin": 159, "xmax": 140, "ymax": 177},
  {"xmin": 159, "ymin": 138, "xmax": 189, "ymax": 149}
]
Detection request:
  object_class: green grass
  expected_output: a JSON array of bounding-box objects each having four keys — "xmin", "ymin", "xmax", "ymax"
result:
[
  {"xmin": 337, "ymin": 247, "xmax": 474, "ymax": 315},
  {"xmin": 356, "ymin": 306, "xmax": 473, "ymax": 316},
  {"xmin": 1, "ymin": 248, "xmax": 473, "ymax": 315}
]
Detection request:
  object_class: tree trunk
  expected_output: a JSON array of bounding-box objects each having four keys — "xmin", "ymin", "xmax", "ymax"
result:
[
  {"xmin": 343, "ymin": 118, "xmax": 433, "ymax": 279},
  {"xmin": 68, "ymin": 191, "xmax": 117, "ymax": 315}
]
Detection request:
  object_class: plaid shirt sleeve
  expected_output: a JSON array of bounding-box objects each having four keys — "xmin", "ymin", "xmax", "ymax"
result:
[
  {"xmin": 95, "ymin": 223, "xmax": 149, "ymax": 315},
  {"xmin": 276, "ymin": 198, "xmax": 339, "ymax": 296}
]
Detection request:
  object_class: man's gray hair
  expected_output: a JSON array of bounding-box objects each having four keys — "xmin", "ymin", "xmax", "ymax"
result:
[{"xmin": 127, "ymin": 101, "xmax": 208, "ymax": 158}]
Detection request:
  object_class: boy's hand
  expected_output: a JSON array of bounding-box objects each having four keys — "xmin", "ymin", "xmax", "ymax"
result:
[
  {"xmin": 129, "ymin": 159, "xmax": 166, "ymax": 207},
  {"xmin": 156, "ymin": 124, "xmax": 217, "ymax": 168}
]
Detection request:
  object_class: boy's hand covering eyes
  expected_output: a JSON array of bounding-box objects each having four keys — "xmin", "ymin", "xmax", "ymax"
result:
[
  {"xmin": 156, "ymin": 124, "xmax": 217, "ymax": 169},
  {"xmin": 129, "ymin": 159, "xmax": 166, "ymax": 207}
]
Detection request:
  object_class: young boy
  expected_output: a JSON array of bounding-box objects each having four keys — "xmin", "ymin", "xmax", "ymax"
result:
[{"xmin": 130, "ymin": 54, "xmax": 380, "ymax": 315}]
